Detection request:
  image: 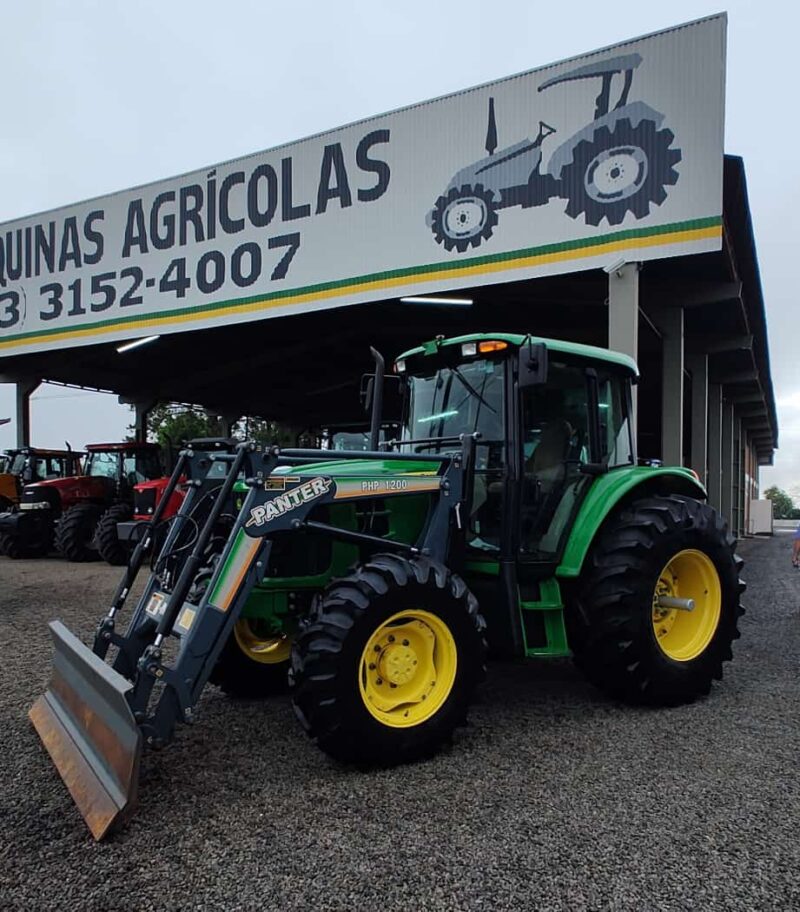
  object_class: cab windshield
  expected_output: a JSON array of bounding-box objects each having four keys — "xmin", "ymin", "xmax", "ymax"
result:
[
  {"xmin": 9, "ymin": 453, "xmax": 28, "ymax": 475},
  {"xmin": 86, "ymin": 451, "xmax": 119, "ymax": 479},
  {"xmin": 402, "ymin": 358, "xmax": 506, "ymax": 452}
]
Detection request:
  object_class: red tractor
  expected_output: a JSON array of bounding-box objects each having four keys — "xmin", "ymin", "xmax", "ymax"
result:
[
  {"xmin": 99, "ymin": 474, "xmax": 186, "ymax": 565},
  {"xmin": 0, "ymin": 442, "xmax": 162, "ymax": 560}
]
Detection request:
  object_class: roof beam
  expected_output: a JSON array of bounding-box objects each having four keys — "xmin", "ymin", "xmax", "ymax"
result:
[
  {"xmin": 648, "ymin": 281, "xmax": 742, "ymax": 308},
  {"xmin": 713, "ymin": 369, "xmax": 759, "ymax": 385},
  {"xmin": 699, "ymin": 335, "xmax": 753, "ymax": 355}
]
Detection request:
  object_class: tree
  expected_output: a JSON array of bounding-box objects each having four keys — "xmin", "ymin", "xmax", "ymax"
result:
[
  {"xmin": 764, "ymin": 485, "xmax": 795, "ymax": 520},
  {"xmin": 131, "ymin": 405, "xmax": 318, "ymax": 451},
  {"xmin": 143, "ymin": 404, "xmax": 223, "ymax": 449}
]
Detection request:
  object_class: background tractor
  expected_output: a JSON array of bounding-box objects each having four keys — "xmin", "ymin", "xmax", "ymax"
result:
[
  {"xmin": 0, "ymin": 446, "xmax": 83, "ymax": 514},
  {"xmin": 428, "ymin": 53, "xmax": 681, "ymax": 252},
  {"xmin": 99, "ymin": 475, "xmax": 187, "ymax": 565},
  {"xmin": 0, "ymin": 441, "xmax": 162, "ymax": 560},
  {"xmin": 29, "ymin": 334, "xmax": 744, "ymax": 839}
]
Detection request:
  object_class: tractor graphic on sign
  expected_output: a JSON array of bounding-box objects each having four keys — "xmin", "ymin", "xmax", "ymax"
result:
[{"xmin": 426, "ymin": 54, "xmax": 681, "ymax": 253}]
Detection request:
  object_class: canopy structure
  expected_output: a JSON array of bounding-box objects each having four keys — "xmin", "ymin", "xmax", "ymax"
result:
[{"xmin": 0, "ymin": 17, "xmax": 779, "ymax": 536}]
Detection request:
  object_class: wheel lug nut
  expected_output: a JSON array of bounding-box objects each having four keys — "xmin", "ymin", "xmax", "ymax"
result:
[
  {"xmin": 402, "ymin": 639, "xmax": 409, "ymax": 646},
  {"xmin": 376, "ymin": 678, "xmax": 383, "ymax": 685},
  {"xmin": 374, "ymin": 645, "xmax": 381, "ymax": 652},
  {"xmin": 390, "ymin": 683, "xmax": 397, "ymax": 689},
  {"xmin": 369, "ymin": 663, "xmax": 376, "ymax": 670},
  {"xmin": 388, "ymin": 635, "xmax": 395, "ymax": 642}
]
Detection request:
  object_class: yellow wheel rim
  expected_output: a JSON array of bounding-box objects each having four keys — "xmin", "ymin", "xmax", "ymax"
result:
[
  {"xmin": 233, "ymin": 619, "xmax": 291, "ymax": 665},
  {"xmin": 652, "ymin": 549, "xmax": 722, "ymax": 661},
  {"xmin": 359, "ymin": 609, "xmax": 457, "ymax": 728}
]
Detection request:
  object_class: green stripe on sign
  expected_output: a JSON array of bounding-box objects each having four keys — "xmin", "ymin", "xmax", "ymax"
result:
[{"xmin": 0, "ymin": 216, "xmax": 721, "ymax": 347}]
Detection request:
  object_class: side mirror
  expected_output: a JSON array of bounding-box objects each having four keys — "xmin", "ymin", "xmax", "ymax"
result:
[
  {"xmin": 360, "ymin": 374, "xmax": 376, "ymax": 413},
  {"xmin": 518, "ymin": 341, "xmax": 548, "ymax": 387},
  {"xmin": 361, "ymin": 373, "xmax": 403, "ymax": 422}
]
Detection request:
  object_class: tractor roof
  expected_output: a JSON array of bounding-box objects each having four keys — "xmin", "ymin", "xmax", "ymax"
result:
[
  {"xmin": 18, "ymin": 447, "xmax": 84, "ymax": 457},
  {"xmin": 85, "ymin": 442, "xmax": 161, "ymax": 452},
  {"xmin": 397, "ymin": 333, "xmax": 639, "ymax": 376}
]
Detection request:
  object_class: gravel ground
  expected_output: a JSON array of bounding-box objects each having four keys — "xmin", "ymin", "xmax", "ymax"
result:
[{"xmin": 0, "ymin": 535, "xmax": 798, "ymax": 911}]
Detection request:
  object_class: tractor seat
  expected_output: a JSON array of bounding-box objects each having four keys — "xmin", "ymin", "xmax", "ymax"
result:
[{"xmin": 527, "ymin": 420, "xmax": 572, "ymax": 490}]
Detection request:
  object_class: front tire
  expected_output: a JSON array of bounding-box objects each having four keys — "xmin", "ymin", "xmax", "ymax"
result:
[
  {"xmin": 570, "ymin": 495, "xmax": 745, "ymax": 705},
  {"xmin": 95, "ymin": 503, "xmax": 134, "ymax": 566},
  {"xmin": 430, "ymin": 183, "xmax": 499, "ymax": 253},
  {"xmin": 56, "ymin": 503, "xmax": 103, "ymax": 562},
  {"xmin": 291, "ymin": 554, "xmax": 486, "ymax": 765},
  {"xmin": 211, "ymin": 619, "xmax": 291, "ymax": 697}
]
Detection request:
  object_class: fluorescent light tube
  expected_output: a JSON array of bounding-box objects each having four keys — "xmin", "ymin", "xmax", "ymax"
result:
[{"xmin": 116, "ymin": 335, "xmax": 161, "ymax": 354}]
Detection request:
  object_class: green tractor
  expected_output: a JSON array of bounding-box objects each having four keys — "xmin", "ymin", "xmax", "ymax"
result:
[{"xmin": 30, "ymin": 333, "xmax": 744, "ymax": 839}]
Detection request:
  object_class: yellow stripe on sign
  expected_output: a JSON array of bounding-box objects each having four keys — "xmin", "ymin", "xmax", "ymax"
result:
[{"xmin": 0, "ymin": 224, "xmax": 720, "ymax": 352}]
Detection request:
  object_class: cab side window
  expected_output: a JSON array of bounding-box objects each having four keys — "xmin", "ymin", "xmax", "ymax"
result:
[
  {"xmin": 597, "ymin": 371, "xmax": 634, "ymax": 467},
  {"xmin": 520, "ymin": 363, "xmax": 591, "ymax": 557}
]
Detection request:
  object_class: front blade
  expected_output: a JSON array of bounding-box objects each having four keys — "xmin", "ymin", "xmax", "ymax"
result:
[{"xmin": 29, "ymin": 620, "xmax": 142, "ymax": 840}]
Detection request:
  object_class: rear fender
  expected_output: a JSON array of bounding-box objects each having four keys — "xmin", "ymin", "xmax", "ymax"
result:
[
  {"xmin": 556, "ymin": 467, "xmax": 706, "ymax": 579},
  {"xmin": 545, "ymin": 101, "xmax": 666, "ymax": 180}
]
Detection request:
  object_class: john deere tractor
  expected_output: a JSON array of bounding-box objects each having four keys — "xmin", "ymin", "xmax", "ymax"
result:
[{"xmin": 29, "ymin": 333, "xmax": 744, "ymax": 839}]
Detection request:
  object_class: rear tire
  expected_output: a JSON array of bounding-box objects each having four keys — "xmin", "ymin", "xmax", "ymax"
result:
[
  {"xmin": 291, "ymin": 553, "xmax": 486, "ymax": 765},
  {"xmin": 211, "ymin": 619, "xmax": 291, "ymax": 697},
  {"xmin": 95, "ymin": 503, "xmax": 133, "ymax": 566},
  {"xmin": 56, "ymin": 503, "xmax": 103, "ymax": 562},
  {"xmin": 0, "ymin": 521, "xmax": 53, "ymax": 559},
  {"xmin": 570, "ymin": 495, "xmax": 745, "ymax": 705},
  {"xmin": 561, "ymin": 118, "xmax": 680, "ymax": 226}
]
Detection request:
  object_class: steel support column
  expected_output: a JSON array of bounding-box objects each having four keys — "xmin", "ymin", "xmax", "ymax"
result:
[
  {"xmin": 120, "ymin": 397, "xmax": 157, "ymax": 443},
  {"xmin": 658, "ymin": 306, "xmax": 685, "ymax": 467},
  {"xmin": 607, "ymin": 262, "xmax": 640, "ymax": 432},
  {"xmin": 687, "ymin": 350, "xmax": 709, "ymax": 485},
  {"xmin": 15, "ymin": 379, "xmax": 40, "ymax": 448},
  {"xmin": 721, "ymin": 398, "xmax": 735, "ymax": 531},
  {"xmin": 707, "ymin": 384, "xmax": 723, "ymax": 510}
]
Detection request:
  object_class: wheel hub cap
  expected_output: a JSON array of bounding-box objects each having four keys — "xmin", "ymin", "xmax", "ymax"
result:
[
  {"xmin": 359, "ymin": 610, "xmax": 457, "ymax": 728},
  {"xmin": 585, "ymin": 145, "xmax": 648, "ymax": 202},
  {"xmin": 444, "ymin": 197, "xmax": 487, "ymax": 238},
  {"xmin": 379, "ymin": 643, "xmax": 418, "ymax": 685},
  {"xmin": 651, "ymin": 549, "xmax": 722, "ymax": 662}
]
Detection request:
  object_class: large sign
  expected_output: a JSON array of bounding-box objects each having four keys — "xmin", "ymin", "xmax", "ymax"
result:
[{"xmin": 0, "ymin": 15, "xmax": 725, "ymax": 357}]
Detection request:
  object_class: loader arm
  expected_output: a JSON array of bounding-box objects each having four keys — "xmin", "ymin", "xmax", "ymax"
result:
[{"xmin": 29, "ymin": 438, "xmax": 471, "ymax": 839}]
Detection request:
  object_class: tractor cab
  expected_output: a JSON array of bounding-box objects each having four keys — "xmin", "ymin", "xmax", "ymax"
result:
[
  {"xmin": 84, "ymin": 443, "xmax": 163, "ymax": 494},
  {"xmin": 395, "ymin": 333, "xmax": 636, "ymax": 567},
  {"xmin": 0, "ymin": 447, "xmax": 84, "ymax": 511}
]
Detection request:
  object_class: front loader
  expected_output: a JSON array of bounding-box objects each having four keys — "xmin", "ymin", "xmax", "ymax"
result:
[{"xmin": 30, "ymin": 334, "xmax": 745, "ymax": 839}]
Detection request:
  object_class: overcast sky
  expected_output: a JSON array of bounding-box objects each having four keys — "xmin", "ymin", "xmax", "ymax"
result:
[{"xmin": 0, "ymin": 0, "xmax": 796, "ymax": 494}]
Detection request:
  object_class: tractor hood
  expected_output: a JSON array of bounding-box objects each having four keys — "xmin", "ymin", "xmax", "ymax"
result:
[
  {"xmin": 233, "ymin": 457, "xmax": 442, "ymax": 500},
  {"xmin": 273, "ymin": 457, "xmax": 439, "ymax": 478}
]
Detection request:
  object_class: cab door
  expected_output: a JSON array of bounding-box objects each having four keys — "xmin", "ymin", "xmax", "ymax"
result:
[{"xmin": 518, "ymin": 360, "xmax": 595, "ymax": 562}]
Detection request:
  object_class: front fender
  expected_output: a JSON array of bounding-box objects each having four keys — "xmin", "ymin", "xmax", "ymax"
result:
[{"xmin": 556, "ymin": 466, "xmax": 705, "ymax": 579}]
